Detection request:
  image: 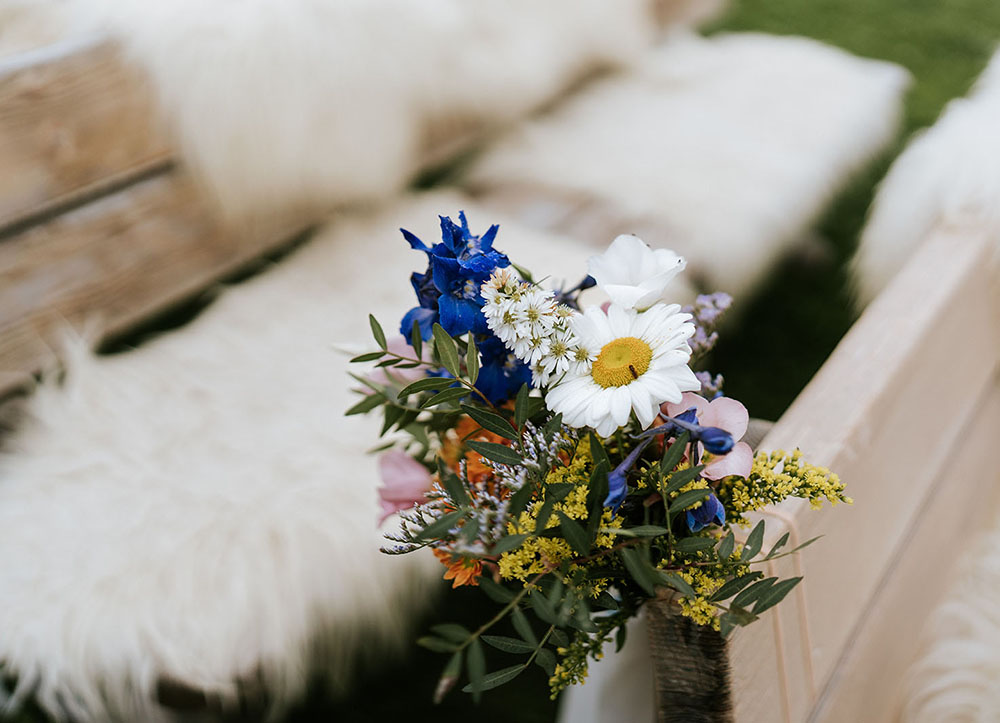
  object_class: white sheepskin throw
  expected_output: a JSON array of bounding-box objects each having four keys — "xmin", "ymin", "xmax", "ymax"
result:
[
  {"xmin": 851, "ymin": 47, "xmax": 1000, "ymax": 307},
  {"xmin": 901, "ymin": 518, "xmax": 1000, "ymax": 722},
  {"xmin": 463, "ymin": 31, "xmax": 909, "ymax": 300},
  {"xmin": 0, "ymin": 191, "xmax": 602, "ymax": 722},
  {"xmin": 24, "ymin": 0, "xmax": 668, "ymax": 222}
]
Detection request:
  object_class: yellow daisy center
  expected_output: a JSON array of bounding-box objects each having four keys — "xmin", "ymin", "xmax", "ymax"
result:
[{"xmin": 591, "ymin": 336, "xmax": 652, "ymax": 388}]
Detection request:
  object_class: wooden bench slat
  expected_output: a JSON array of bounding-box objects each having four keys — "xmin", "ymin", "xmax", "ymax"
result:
[
  {"xmin": 0, "ymin": 35, "xmax": 171, "ymax": 232},
  {"xmin": 0, "ymin": 171, "xmax": 305, "ymax": 397}
]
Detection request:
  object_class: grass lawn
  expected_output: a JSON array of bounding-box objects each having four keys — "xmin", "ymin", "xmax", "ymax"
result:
[{"xmin": 10, "ymin": 2, "xmax": 1000, "ymax": 722}]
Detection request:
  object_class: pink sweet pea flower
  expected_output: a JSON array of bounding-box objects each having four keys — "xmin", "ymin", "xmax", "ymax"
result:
[
  {"xmin": 378, "ymin": 450, "xmax": 434, "ymax": 524},
  {"xmin": 663, "ymin": 392, "xmax": 753, "ymax": 480},
  {"xmin": 367, "ymin": 336, "xmax": 429, "ymax": 386}
]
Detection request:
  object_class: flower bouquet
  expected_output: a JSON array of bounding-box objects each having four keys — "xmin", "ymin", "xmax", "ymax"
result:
[{"xmin": 346, "ymin": 212, "xmax": 848, "ymax": 711}]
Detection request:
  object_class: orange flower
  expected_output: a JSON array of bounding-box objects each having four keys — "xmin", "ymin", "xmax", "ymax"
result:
[
  {"xmin": 441, "ymin": 416, "xmax": 510, "ymax": 485},
  {"xmin": 433, "ymin": 548, "xmax": 482, "ymax": 588}
]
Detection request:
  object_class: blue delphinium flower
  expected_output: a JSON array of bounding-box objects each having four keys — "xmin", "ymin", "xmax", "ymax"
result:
[
  {"xmin": 399, "ymin": 212, "xmax": 510, "ymax": 340},
  {"xmin": 475, "ymin": 336, "xmax": 532, "ymax": 405},
  {"xmin": 686, "ymin": 493, "xmax": 726, "ymax": 532}
]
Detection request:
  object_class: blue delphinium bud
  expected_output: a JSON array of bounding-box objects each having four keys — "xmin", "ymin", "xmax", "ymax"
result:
[
  {"xmin": 686, "ymin": 493, "xmax": 726, "ymax": 532},
  {"xmin": 699, "ymin": 426, "xmax": 734, "ymax": 455}
]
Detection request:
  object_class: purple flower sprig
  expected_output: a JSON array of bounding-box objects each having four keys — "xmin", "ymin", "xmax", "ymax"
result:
[{"xmin": 683, "ymin": 292, "xmax": 732, "ymax": 360}]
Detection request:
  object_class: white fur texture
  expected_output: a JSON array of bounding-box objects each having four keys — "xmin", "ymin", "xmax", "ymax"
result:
[
  {"xmin": 464, "ymin": 32, "xmax": 909, "ymax": 299},
  {"xmin": 0, "ymin": 191, "xmax": 605, "ymax": 722},
  {"xmin": 852, "ymin": 47, "xmax": 1000, "ymax": 307},
  {"xmin": 902, "ymin": 519, "xmax": 1000, "ymax": 723},
  {"xmin": 30, "ymin": 0, "xmax": 660, "ymax": 221}
]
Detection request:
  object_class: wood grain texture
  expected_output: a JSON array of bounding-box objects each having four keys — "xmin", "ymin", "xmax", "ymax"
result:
[
  {"xmin": 753, "ymin": 219, "xmax": 1000, "ymax": 720},
  {"xmin": 811, "ymin": 381, "xmax": 1000, "ymax": 723},
  {"xmin": 0, "ymin": 35, "xmax": 171, "ymax": 231},
  {"xmin": 0, "ymin": 171, "xmax": 304, "ymax": 397}
]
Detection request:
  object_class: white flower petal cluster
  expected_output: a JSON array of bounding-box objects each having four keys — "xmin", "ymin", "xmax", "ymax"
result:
[
  {"xmin": 481, "ymin": 270, "xmax": 586, "ymax": 387},
  {"xmin": 587, "ymin": 234, "xmax": 686, "ymax": 311},
  {"xmin": 546, "ymin": 303, "xmax": 700, "ymax": 437}
]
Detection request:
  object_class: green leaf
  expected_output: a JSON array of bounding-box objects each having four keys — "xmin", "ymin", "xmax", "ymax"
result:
[
  {"xmin": 514, "ymin": 384, "xmax": 531, "ymax": 431},
  {"xmin": 533, "ymin": 499, "xmax": 557, "ymax": 534},
  {"xmin": 787, "ymin": 536, "xmax": 823, "ymax": 555},
  {"xmin": 550, "ymin": 629, "xmax": 570, "ymax": 647},
  {"xmin": 434, "ymin": 650, "xmax": 464, "ymax": 704},
  {"xmin": 490, "ymin": 533, "xmax": 529, "ymax": 556},
  {"xmin": 482, "ymin": 635, "xmax": 535, "ymax": 654},
  {"xmin": 511, "ymin": 262, "xmax": 534, "ymax": 282},
  {"xmin": 467, "ymin": 639, "xmax": 486, "ymax": 702},
  {"xmin": 657, "ymin": 571, "xmax": 696, "ymax": 597},
  {"xmin": 545, "ymin": 483, "xmax": 576, "ymax": 502},
  {"xmin": 732, "ymin": 577, "xmax": 777, "ymax": 609},
  {"xmin": 556, "ymin": 511, "xmax": 590, "ymax": 557},
  {"xmin": 593, "ymin": 591, "xmax": 619, "ymax": 610},
  {"xmin": 460, "ymin": 405, "xmax": 518, "ymax": 441},
  {"xmin": 674, "ymin": 537, "xmax": 718, "ymax": 553},
  {"xmin": 717, "ymin": 531, "xmax": 735, "ymax": 561},
  {"xmin": 765, "ymin": 532, "xmax": 790, "ymax": 559},
  {"xmin": 588, "ymin": 433, "xmax": 611, "ymax": 471},
  {"xmin": 752, "ymin": 577, "xmax": 802, "ymax": 615},
  {"xmin": 374, "ymin": 357, "xmax": 401, "ymax": 368},
  {"xmin": 345, "ymin": 394, "xmax": 384, "ymax": 416},
  {"xmin": 511, "ymin": 606, "xmax": 538, "ymax": 646},
  {"xmin": 726, "ymin": 603, "xmax": 759, "ymax": 626},
  {"xmin": 350, "ymin": 351, "xmax": 385, "ymax": 363},
  {"xmin": 467, "ymin": 441, "xmax": 523, "ymax": 466},
  {"xmin": 742, "ymin": 520, "xmax": 766, "ymax": 561},
  {"xmin": 535, "ymin": 648, "xmax": 557, "ymax": 676},
  {"xmin": 585, "ymin": 460, "xmax": 610, "ymax": 540},
  {"xmin": 432, "ymin": 624, "xmax": 471, "ymax": 644},
  {"xmin": 530, "ymin": 590, "xmax": 559, "ymax": 624},
  {"xmin": 437, "ymin": 458, "xmax": 469, "ymax": 506},
  {"xmin": 466, "ymin": 334, "xmax": 480, "ymax": 385},
  {"xmin": 461, "ymin": 665, "xmax": 525, "ymax": 693},
  {"xmin": 410, "ymin": 319, "xmax": 423, "ymax": 359},
  {"xmin": 418, "ymin": 636, "xmax": 458, "ymax": 653},
  {"xmin": 710, "ymin": 571, "xmax": 764, "ymax": 602},
  {"xmin": 667, "ymin": 488, "xmax": 712, "ymax": 520},
  {"xmin": 432, "ymin": 323, "xmax": 462, "ymax": 377},
  {"xmin": 479, "ymin": 576, "xmax": 516, "ymax": 603},
  {"xmin": 659, "ymin": 430, "xmax": 690, "ymax": 478},
  {"xmin": 397, "ymin": 376, "xmax": 454, "ymax": 399},
  {"xmin": 507, "ymin": 483, "xmax": 534, "ymax": 518},
  {"xmin": 419, "ymin": 387, "xmax": 469, "ymax": 409},
  {"xmin": 380, "ymin": 404, "xmax": 405, "ymax": 436},
  {"xmin": 542, "ymin": 412, "xmax": 563, "ymax": 438},
  {"xmin": 615, "ymin": 624, "xmax": 628, "ymax": 653},
  {"xmin": 719, "ymin": 614, "xmax": 737, "ymax": 639},
  {"xmin": 620, "ymin": 546, "xmax": 657, "ymax": 596},
  {"xmin": 663, "ymin": 465, "xmax": 706, "ymax": 496},
  {"xmin": 369, "ymin": 314, "xmax": 387, "ymax": 350},
  {"xmin": 416, "ymin": 510, "xmax": 465, "ymax": 541}
]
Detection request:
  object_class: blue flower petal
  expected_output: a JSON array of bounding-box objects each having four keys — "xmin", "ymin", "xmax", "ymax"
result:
[
  {"xmin": 438, "ymin": 295, "xmax": 489, "ymax": 337},
  {"xmin": 400, "ymin": 306, "xmax": 438, "ymax": 341}
]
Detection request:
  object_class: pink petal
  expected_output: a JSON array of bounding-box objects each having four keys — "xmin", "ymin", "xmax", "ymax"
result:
[
  {"xmin": 662, "ymin": 392, "xmax": 710, "ymax": 420},
  {"xmin": 377, "ymin": 450, "xmax": 433, "ymax": 518},
  {"xmin": 702, "ymin": 397, "xmax": 749, "ymax": 441},
  {"xmin": 704, "ymin": 442, "xmax": 753, "ymax": 480}
]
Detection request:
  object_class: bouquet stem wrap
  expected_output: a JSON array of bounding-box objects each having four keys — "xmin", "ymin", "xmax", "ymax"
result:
[{"xmin": 646, "ymin": 596, "xmax": 734, "ymax": 723}]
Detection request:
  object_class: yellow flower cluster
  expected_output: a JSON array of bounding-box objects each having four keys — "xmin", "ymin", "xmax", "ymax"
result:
[
  {"xmin": 673, "ymin": 568, "xmax": 728, "ymax": 629},
  {"xmin": 497, "ymin": 440, "xmax": 622, "ymax": 594},
  {"xmin": 717, "ymin": 448, "xmax": 850, "ymax": 524}
]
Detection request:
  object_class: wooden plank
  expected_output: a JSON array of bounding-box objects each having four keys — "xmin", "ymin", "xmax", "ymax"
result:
[
  {"xmin": 811, "ymin": 381, "xmax": 1000, "ymax": 723},
  {"xmin": 753, "ymin": 220, "xmax": 1000, "ymax": 717},
  {"xmin": 0, "ymin": 171, "xmax": 304, "ymax": 396},
  {"xmin": 0, "ymin": 35, "xmax": 171, "ymax": 231}
]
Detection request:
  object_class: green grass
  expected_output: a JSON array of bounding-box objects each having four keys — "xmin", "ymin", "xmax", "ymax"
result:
[{"xmin": 707, "ymin": 0, "xmax": 1000, "ymax": 419}]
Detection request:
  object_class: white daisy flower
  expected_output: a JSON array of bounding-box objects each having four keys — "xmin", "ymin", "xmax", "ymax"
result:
[
  {"xmin": 587, "ymin": 235, "xmax": 686, "ymax": 311},
  {"xmin": 545, "ymin": 303, "xmax": 699, "ymax": 437}
]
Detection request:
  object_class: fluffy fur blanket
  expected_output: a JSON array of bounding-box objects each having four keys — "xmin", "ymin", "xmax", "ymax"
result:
[
  {"xmin": 9, "ymin": 0, "xmax": 667, "ymax": 221},
  {"xmin": 463, "ymin": 32, "xmax": 909, "ymax": 300},
  {"xmin": 0, "ymin": 191, "xmax": 606, "ymax": 721},
  {"xmin": 852, "ymin": 48, "xmax": 1000, "ymax": 307}
]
